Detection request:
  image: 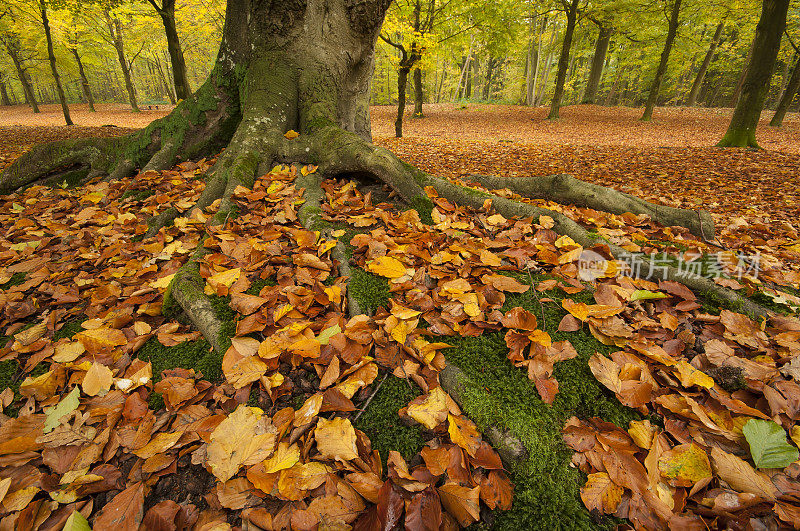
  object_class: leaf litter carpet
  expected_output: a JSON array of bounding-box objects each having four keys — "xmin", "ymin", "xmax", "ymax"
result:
[{"xmin": 0, "ymin": 104, "xmax": 798, "ymax": 529}]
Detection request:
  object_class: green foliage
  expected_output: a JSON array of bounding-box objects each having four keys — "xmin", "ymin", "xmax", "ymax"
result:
[{"xmin": 743, "ymin": 419, "xmax": 799, "ymax": 469}]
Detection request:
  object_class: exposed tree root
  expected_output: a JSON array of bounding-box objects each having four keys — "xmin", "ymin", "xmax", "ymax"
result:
[
  {"xmin": 466, "ymin": 172, "xmax": 716, "ymax": 240},
  {"xmin": 417, "ymin": 174, "xmax": 774, "ymax": 319}
]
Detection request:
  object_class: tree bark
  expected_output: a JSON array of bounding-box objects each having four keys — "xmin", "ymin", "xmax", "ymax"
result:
[
  {"xmin": 730, "ymin": 39, "xmax": 755, "ymax": 107},
  {"xmin": 686, "ymin": 22, "xmax": 724, "ymax": 107},
  {"xmin": 548, "ymin": 0, "xmax": 580, "ymax": 119},
  {"xmin": 413, "ymin": 67, "xmax": 423, "ymax": 116},
  {"xmin": 482, "ymin": 56, "xmax": 496, "ymax": 100},
  {"xmin": 0, "ymin": 72, "xmax": 11, "ymax": 105},
  {"xmin": 70, "ymin": 48, "xmax": 96, "ymax": 112},
  {"xmin": 583, "ymin": 24, "xmax": 612, "ymax": 104},
  {"xmin": 770, "ymin": 53, "xmax": 800, "ymax": 126},
  {"xmin": 149, "ymin": 0, "xmax": 192, "ymax": 100},
  {"xmin": 396, "ymin": 65, "xmax": 409, "ymax": 136},
  {"xmin": 4, "ymin": 39, "xmax": 39, "ymax": 113},
  {"xmin": 107, "ymin": 13, "xmax": 140, "ymax": 112},
  {"xmin": 719, "ymin": 0, "xmax": 790, "ymax": 147},
  {"xmin": 41, "ymin": 0, "xmax": 73, "ymax": 125},
  {"xmin": 641, "ymin": 0, "xmax": 682, "ymax": 121}
]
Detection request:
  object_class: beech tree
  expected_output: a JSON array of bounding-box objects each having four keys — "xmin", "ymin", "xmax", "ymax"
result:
[
  {"xmin": 145, "ymin": 0, "xmax": 191, "ymax": 100},
  {"xmin": 718, "ymin": 0, "xmax": 790, "ymax": 147},
  {"xmin": 0, "ymin": 0, "xmax": 772, "ymax": 363}
]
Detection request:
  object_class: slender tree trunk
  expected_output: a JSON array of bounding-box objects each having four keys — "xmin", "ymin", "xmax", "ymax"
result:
[
  {"xmin": 770, "ymin": 53, "xmax": 800, "ymax": 126},
  {"xmin": 41, "ymin": 1, "xmax": 73, "ymax": 125},
  {"xmin": 641, "ymin": 0, "xmax": 682, "ymax": 121},
  {"xmin": 471, "ymin": 55, "xmax": 479, "ymax": 99},
  {"xmin": 0, "ymin": 72, "xmax": 11, "ymax": 106},
  {"xmin": 413, "ymin": 67, "xmax": 423, "ymax": 116},
  {"xmin": 70, "ymin": 48, "xmax": 96, "ymax": 112},
  {"xmin": 583, "ymin": 24, "xmax": 613, "ymax": 104},
  {"xmin": 548, "ymin": 0, "xmax": 580, "ymax": 119},
  {"xmin": 686, "ymin": 22, "xmax": 724, "ymax": 106},
  {"xmin": 154, "ymin": 54, "xmax": 177, "ymax": 104},
  {"xmin": 396, "ymin": 66, "xmax": 409, "ymax": 136},
  {"xmin": 6, "ymin": 46, "xmax": 39, "ymax": 113},
  {"xmin": 605, "ymin": 59, "xmax": 623, "ymax": 105},
  {"xmin": 719, "ymin": 0, "xmax": 790, "ymax": 147},
  {"xmin": 108, "ymin": 15, "xmax": 140, "ymax": 112},
  {"xmin": 156, "ymin": 0, "xmax": 191, "ymax": 100},
  {"xmin": 454, "ymin": 39, "xmax": 475, "ymax": 102},
  {"xmin": 435, "ymin": 59, "xmax": 447, "ymax": 103},
  {"xmin": 482, "ymin": 57, "xmax": 496, "ymax": 100}
]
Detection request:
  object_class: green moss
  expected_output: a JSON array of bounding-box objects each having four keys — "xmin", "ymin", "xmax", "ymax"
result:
[
  {"xmin": 136, "ymin": 337, "xmax": 219, "ymax": 382},
  {"xmin": 0, "ymin": 272, "xmax": 26, "ymax": 291},
  {"xmin": 349, "ymin": 269, "xmax": 390, "ymax": 313},
  {"xmin": 54, "ymin": 316, "xmax": 86, "ymax": 341},
  {"xmin": 408, "ymin": 197, "xmax": 434, "ymax": 225},
  {"xmin": 442, "ymin": 272, "xmax": 638, "ymax": 530},
  {"xmin": 245, "ymin": 277, "xmax": 277, "ymax": 295},
  {"xmin": 354, "ymin": 374, "xmax": 425, "ymax": 467},
  {"xmin": 0, "ymin": 359, "xmax": 18, "ymax": 395}
]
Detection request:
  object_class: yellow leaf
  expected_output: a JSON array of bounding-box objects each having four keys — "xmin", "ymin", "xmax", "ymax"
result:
[
  {"xmin": 658, "ymin": 443, "xmax": 712, "ymax": 487},
  {"xmin": 674, "ymin": 360, "xmax": 715, "ymax": 388},
  {"xmin": 438, "ymin": 483, "xmax": 480, "ymax": 527},
  {"xmin": 225, "ymin": 356, "xmax": 268, "ymax": 389},
  {"xmin": 314, "ymin": 417, "xmax": 359, "ymax": 462},
  {"xmin": 151, "ymin": 273, "xmax": 175, "ymax": 290},
  {"xmin": 407, "ymin": 387, "xmax": 449, "ymax": 429},
  {"xmin": 366, "ymin": 256, "xmax": 407, "ymax": 279},
  {"xmin": 82, "ymin": 362, "xmax": 113, "ymax": 397},
  {"xmin": 75, "ymin": 327, "xmax": 127, "ymax": 355},
  {"xmin": 448, "ymin": 414, "xmax": 481, "ymax": 457},
  {"xmin": 581, "ymin": 472, "xmax": 624, "ymax": 514},
  {"xmin": 284, "ymin": 130, "xmax": 299, "ymax": 139},
  {"xmin": 262, "ymin": 442, "xmax": 300, "ymax": 473},
  {"xmin": 53, "ymin": 341, "xmax": 86, "ymax": 363},
  {"xmin": 207, "ymin": 405, "xmax": 277, "ymax": 482},
  {"xmin": 294, "ymin": 393, "xmax": 323, "ymax": 426},
  {"xmin": 205, "ymin": 268, "xmax": 241, "ymax": 295}
]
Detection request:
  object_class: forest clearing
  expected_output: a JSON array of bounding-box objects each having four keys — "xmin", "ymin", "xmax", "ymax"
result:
[{"xmin": 2, "ymin": 0, "xmax": 800, "ymax": 529}]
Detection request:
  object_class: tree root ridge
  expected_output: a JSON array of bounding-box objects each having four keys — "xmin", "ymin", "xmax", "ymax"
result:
[
  {"xmin": 467, "ymin": 172, "xmax": 716, "ymax": 240},
  {"xmin": 419, "ymin": 174, "xmax": 774, "ymax": 319}
]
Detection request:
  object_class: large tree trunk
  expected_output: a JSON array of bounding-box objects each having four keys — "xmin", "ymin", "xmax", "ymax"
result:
[
  {"xmin": 70, "ymin": 48, "xmax": 96, "ymax": 112},
  {"xmin": 770, "ymin": 53, "xmax": 800, "ymax": 126},
  {"xmin": 686, "ymin": 22, "xmax": 724, "ymax": 106},
  {"xmin": 548, "ymin": 0, "xmax": 580, "ymax": 119},
  {"xmin": 641, "ymin": 0, "xmax": 682, "ymax": 121},
  {"xmin": 718, "ymin": 0, "xmax": 790, "ymax": 147},
  {"xmin": 155, "ymin": 0, "xmax": 191, "ymax": 101},
  {"xmin": 396, "ymin": 65, "xmax": 409, "ymax": 136},
  {"xmin": 582, "ymin": 24, "xmax": 612, "ymax": 104},
  {"xmin": 41, "ymin": 0, "xmax": 73, "ymax": 125}
]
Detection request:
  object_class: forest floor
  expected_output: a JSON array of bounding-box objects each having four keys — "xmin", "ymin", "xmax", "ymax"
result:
[
  {"xmin": 2, "ymin": 103, "xmax": 799, "ymax": 267},
  {"xmin": 1, "ymin": 103, "xmax": 800, "ymax": 529}
]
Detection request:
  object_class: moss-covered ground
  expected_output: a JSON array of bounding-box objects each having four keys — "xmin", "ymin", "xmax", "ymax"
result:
[
  {"xmin": 448, "ymin": 273, "xmax": 641, "ymax": 530},
  {"xmin": 353, "ymin": 374, "xmax": 425, "ymax": 468}
]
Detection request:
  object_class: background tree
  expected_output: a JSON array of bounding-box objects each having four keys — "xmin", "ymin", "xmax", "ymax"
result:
[
  {"xmin": 144, "ymin": 0, "xmax": 191, "ymax": 100},
  {"xmin": 548, "ymin": 0, "xmax": 582, "ymax": 119},
  {"xmin": 40, "ymin": 0, "xmax": 73, "ymax": 125},
  {"xmin": 641, "ymin": 0, "xmax": 682, "ymax": 120},
  {"xmin": 718, "ymin": 0, "xmax": 790, "ymax": 147}
]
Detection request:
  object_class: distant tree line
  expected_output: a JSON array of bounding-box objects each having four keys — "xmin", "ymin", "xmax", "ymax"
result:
[{"xmin": 0, "ymin": 0, "xmax": 796, "ymax": 146}]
